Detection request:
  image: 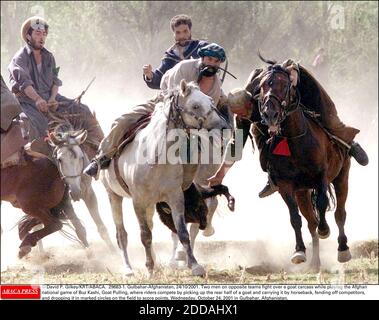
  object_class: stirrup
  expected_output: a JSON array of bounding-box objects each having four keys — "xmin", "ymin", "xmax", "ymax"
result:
[{"xmin": 258, "ymin": 178, "xmax": 279, "ymax": 198}]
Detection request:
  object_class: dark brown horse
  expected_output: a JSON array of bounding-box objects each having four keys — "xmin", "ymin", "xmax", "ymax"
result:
[
  {"xmin": 255, "ymin": 57, "xmax": 354, "ymax": 269},
  {"xmin": 1, "ymin": 151, "xmax": 89, "ymax": 258}
]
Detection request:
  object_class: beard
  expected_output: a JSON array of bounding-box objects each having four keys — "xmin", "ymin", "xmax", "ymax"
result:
[
  {"xmin": 199, "ymin": 64, "xmax": 219, "ymax": 77},
  {"xmin": 28, "ymin": 37, "xmax": 44, "ymax": 50},
  {"xmin": 176, "ymin": 36, "xmax": 192, "ymax": 47}
]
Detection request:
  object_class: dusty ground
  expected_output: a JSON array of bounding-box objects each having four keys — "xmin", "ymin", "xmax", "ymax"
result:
[{"xmin": 1, "ymin": 240, "xmax": 377, "ymax": 284}]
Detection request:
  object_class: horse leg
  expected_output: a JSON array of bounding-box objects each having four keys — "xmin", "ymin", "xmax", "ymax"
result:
[
  {"xmin": 19, "ymin": 211, "xmax": 62, "ymax": 259},
  {"xmin": 279, "ymin": 185, "xmax": 307, "ymax": 264},
  {"xmin": 202, "ymin": 197, "xmax": 217, "ymax": 237},
  {"xmin": 32, "ymin": 224, "xmax": 46, "ymax": 254},
  {"xmin": 107, "ymin": 190, "xmax": 133, "ymax": 276},
  {"xmin": 316, "ymin": 180, "xmax": 331, "ymax": 239},
  {"xmin": 333, "ymin": 160, "xmax": 351, "ymax": 263},
  {"xmin": 170, "ymin": 232, "xmax": 182, "ymax": 268},
  {"xmin": 134, "ymin": 204, "xmax": 155, "ymax": 276},
  {"xmin": 81, "ymin": 183, "xmax": 115, "ymax": 251},
  {"xmin": 296, "ymin": 190, "xmax": 320, "ymax": 271},
  {"xmin": 167, "ymin": 192, "xmax": 205, "ymax": 277},
  {"xmin": 61, "ymin": 198, "xmax": 89, "ymax": 248}
]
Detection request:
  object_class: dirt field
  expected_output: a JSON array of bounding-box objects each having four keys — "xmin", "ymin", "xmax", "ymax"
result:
[{"xmin": 1, "ymin": 240, "xmax": 377, "ymax": 284}]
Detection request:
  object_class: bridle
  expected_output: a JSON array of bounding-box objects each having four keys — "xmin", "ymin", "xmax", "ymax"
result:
[
  {"xmin": 52, "ymin": 141, "xmax": 84, "ymax": 180},
  {"xmin": 168, "ymin": 91, "xmax": 226, "ymax": 131},
  {"xmin": 257, "ymin": 67, "xmax": 304, "ymax": 139}
]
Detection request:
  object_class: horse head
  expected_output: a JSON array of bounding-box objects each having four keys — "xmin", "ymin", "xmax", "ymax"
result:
[
  {"xmin": 48, "ymin": 123, "xmax": 88, "ymax": 201},
  {"xmin": 171, "ymin": 79, "xmax": 231, "ymax": 131},
  {"xmin": 257, "ymin": 54, "xmax": 300, "ymax": 136}
]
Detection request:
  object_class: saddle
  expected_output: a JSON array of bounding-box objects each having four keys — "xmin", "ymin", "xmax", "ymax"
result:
[
  {"xmin": 116, "ymin": 113, "xmax": 152, "ymax": 155},
  {"xmin": 112, "ymin": 113, "xmax": 152, "ymax": 194}
]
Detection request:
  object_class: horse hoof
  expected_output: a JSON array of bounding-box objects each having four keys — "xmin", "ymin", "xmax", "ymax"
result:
[
  {"xmin": 317, "ymin": 227, "xmax": 330, "ymax": 239},
  {"xmin": 191, "ymin": 264, "xmax": 206, "ymax": 277},
  {"xmin": 18, "ymin": 246, "xmax": 32, "ymax": 259},
  {"xmin": 123, "ymin": 268, "xmax": 134, "ymax": 277},
  {"xmin": 175, "ymin": 250, "xmax": 187, "ymax": 262},
  {"xmin": 291, "ymin": 251, "xmax": 307, "ymax": 264},
  {"xmin": 338, "ymin": 249, "xmax": 351, "ymax": 263},
  {"xmin": 169, "ymin": 260, "xmax": 186, "ymax": 270},
  {"xmin": 202, "ymin": 226, "xmax": 215, "ymax": 237},
  {"xmin": 228, "ymin": 199, "xmax": 235, "ymax": 212}
]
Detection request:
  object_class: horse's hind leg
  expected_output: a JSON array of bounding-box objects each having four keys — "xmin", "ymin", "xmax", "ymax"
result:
[
  {"xmin": 202, "ymin": 197, "xmax": 217, "ymax": 237},
  {"xmin": 19, "ymin": 211, "xmax": 62, "ymax": 259},
  {"xmin": 279, "ymin": 185, "xmax": 306, "ymax": 264},
  {"xmin": 316, "ymin": 179, "xmax": 331, "ymax": 239},
  {"xmin": 134, "ymin": 204, "xmax": 155, "ymax": 276},
  {"xmin": 82, "ymin": 182, "xmax": 115, "ymax": 251},
  {"xmin": 332, "ymin": 160, "xmax": 351, "ymax": 263},
  {"xmin": 296, "ymin": 190, "xmax": 320, "ymax": 271},
  {"xmin": 107, "ymin": 190, "xmax": 133, "ymax": 276}
]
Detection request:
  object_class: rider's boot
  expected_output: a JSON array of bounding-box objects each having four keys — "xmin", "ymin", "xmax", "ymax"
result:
[
  {"xmin": 349, "ymin": 141, "xmax": 369, "ymax": 166},
  {"xmin": 83, "ymin": 155, "xmax": 112, "ymax": 177},
  {"xmin": 258, "ymin": 175, "xmax": 279, "ymax": 198}
]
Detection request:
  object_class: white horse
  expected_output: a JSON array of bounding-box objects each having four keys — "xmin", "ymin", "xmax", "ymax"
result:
[
  {"xmin": 47, "ymin": 125, "xmax": 114, "ymax": 250},
  {"xmin": 101, "ymin": 80, "xmax": 231, "ymax": 277}
]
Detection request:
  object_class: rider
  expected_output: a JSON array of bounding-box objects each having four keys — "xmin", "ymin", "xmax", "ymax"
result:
[
  {"xmin": 83, "ymin": 43, "xmax": 229, "ymax": 177},
  {"xmin": 7, "ymin": 16, "xmax": 104, "ymax": 156},
  {"xmin": 142, "ymin": 14, "xmax": 209, "ymax": 89},
  {"xmin": 208, "ymin": 59, "xmax": 369, "ymax": 197}
]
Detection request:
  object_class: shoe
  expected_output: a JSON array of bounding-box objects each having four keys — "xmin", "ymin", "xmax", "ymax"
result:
[
  {"xmin": 83, "ymin": 160, "xmax": 99, "ymax": 177},
  {"xmin": 349, "ymin": 141, "xmax": 369, "ymax": 166},
  {"xmin": 83, "ymin": 156, "xmax": 111, "ymax": 177},
  {"xmin": 258, "ymin": 180, "xmax": 279, "ymax": 198}
]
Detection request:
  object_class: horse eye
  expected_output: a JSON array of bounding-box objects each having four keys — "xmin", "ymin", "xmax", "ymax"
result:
[
  {"xmin": 193, "ymin": 105, "xmax": 199, "ymax": 110},
  {"xmin": 268, "ymin": 80, "xmax": 273, "ymax": 86}
]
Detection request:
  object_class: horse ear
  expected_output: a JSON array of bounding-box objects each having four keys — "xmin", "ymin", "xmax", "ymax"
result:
[
  {"xmin": 180, "ymin": 79, "xmax": 190, "ymax": 96},
  {"xmin": 75, "ymin": 129, "xmax": 87, "ymax": 145},
  {"xmin": 286, "ymin": 66, "xmax": 299, "ymax": 87}
]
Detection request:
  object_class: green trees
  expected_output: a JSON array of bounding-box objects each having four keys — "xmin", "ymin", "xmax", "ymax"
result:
[{"xmin": 1, "ymin": 1, "xmax": 377, "ymax": 102}]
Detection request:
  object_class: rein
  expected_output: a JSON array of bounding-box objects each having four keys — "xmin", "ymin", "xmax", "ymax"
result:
[
  {"xmin": 258, "ymin": 68, "xmax": 307, "ymax": 141},
  {"xmin": 167, "ymin": 92, "xmax": 222, "ymax": 131}
]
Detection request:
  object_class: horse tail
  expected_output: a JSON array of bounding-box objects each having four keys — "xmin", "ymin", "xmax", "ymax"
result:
[
  {"xmin": 257, "ymin": 50, "xmax": 277, "ymax": 65},
  {"xmin": 327, "ymin": 184, "xmax": 336, "ymax": 211},
  {"xmin": 311, "ymin": 183, "xmax": 336, "ymax": 215}
]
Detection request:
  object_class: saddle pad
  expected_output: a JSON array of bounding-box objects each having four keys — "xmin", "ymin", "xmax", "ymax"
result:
[{"xmin": 1, "ymin": 122, "xmax": 28, "ymax": 164}]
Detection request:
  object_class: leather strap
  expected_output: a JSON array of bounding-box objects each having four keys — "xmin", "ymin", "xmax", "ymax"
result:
[{"xmin": 113, "ymin": 152, "xmax": 130, "ymax": 195}]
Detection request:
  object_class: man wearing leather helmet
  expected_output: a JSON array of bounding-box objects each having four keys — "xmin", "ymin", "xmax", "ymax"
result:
[{"xmin": 7, "ymin": 16, "xmax": 104, "ymax": 157}]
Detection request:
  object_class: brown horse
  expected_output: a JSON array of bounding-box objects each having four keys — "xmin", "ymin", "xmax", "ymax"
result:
[
  {"xmin": 1, "ymin": 150, "xmax": 89, "ymax": 258},
  {"xmin": 255, "ymin": 58, "xmax": 355, "ymax": 269}
]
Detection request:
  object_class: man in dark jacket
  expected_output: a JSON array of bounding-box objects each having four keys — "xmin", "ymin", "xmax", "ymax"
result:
[{"xmin": 142, "ymin": 14, "xmax": 209, "ymax": 89}]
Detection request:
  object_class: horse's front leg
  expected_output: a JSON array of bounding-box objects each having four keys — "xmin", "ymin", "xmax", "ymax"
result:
[
  {"xmin": 279, "ymin": 183, "xmax": 307, "ymax": 264},
  {"xmin": 81, "ymin": 180, "xmax": 115, "ymax": 251},
  {"xmin": 167, "ymin": 192, "xmax": 205, "ymax": 277}
]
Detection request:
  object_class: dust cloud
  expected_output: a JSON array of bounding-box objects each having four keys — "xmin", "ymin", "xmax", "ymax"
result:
[{"xmin": 1, "ymin": 2, "xmax": 377, "ymax": 276}]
